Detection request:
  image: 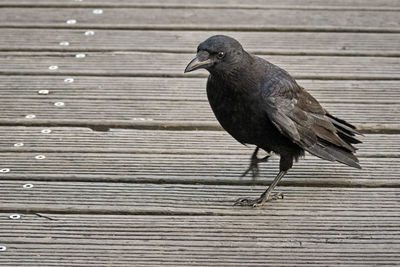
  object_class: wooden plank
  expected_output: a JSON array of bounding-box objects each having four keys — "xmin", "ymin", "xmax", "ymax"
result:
[
  {"xmin": 0, "ymin": 8, "xmax": 399, "ymax": 32},
  {"xmin": 0, "ymin": 97, "xmax": 397, "ymax": 126},
  {"xmin": 0, "ymin": 127, "xmax": 398, "ymax": 158},
  {"xmin": 1, "ymin": 0, "xmax": 400, "ymax": 10},
  {"xmin": 1, "ymin": 76, "xmax": 398, "ymax": 104},
  {"xmin": 0, "ymin": 182, "xmax": 400, "ymax": 216},
  {"xmin": 2, "ymin": 29, "xmax": 399, "ymax": 56},
  {"xmin": 0, "ymin": 52, "xmax": 398, "ymax": 80},
  {"xmin": 2, "ymin": 244, "xmax": 399, "ymax": 266},
  {"xmin": 0, "ymin": 152, "xmax": 398, "ymax": 187},
  {"xmin": 1, "ymin": 208, "xmax": 399, "ymax": 265}
]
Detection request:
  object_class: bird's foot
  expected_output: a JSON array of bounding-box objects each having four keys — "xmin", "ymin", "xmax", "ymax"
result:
[
  {"xmin": 234, "ymin": 192, "xmax": 284, "ymax": 207},
  {"xmin": 240, "ymin": 154, "xmax": 270, "ymax": 180}
]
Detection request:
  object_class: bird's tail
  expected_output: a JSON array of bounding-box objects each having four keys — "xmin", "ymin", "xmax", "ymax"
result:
[{"xmin": 306, "ymin": 113, "xmax": 362, "ymax": 169}]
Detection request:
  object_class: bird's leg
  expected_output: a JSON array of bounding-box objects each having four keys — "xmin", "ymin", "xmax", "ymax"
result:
[
  {"xmin": 235, "ymin": 170, "xmax": 287, "ymax": 207},
  {"xmin": 241, "ymin": 147, "xmax": 270, "ymax": 180}
]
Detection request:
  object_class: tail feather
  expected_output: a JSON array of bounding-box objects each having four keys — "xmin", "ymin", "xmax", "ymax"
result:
[
  {"xmin": 306, "ymin": 140, "xmax": 361, "ymax": 169},
  {"xmin": 326, "ymin": 113, "xmax": 362, "ymax": 137},
  {"xmin": 307, "ymin": 113, "xmax": 362, "ymax": 169}
]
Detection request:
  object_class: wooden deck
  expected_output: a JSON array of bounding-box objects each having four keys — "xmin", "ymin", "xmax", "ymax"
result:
[{"xmin": 0, "ymin": 1, "xmax": 399, "ymax": 265}]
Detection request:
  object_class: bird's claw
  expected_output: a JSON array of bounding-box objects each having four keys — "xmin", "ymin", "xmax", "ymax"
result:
[{"xmin": 234, "ymin": 192, "xmax": 284, "ymax": 207}]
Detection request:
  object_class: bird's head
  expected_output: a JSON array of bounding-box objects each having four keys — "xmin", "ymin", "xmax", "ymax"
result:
[{"xmin": 184, "ymin": 35, "xmax": 245, "ymax": 74}]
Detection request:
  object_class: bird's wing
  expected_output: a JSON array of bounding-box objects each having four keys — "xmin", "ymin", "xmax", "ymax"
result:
[{"xmin": 262, "ymin": 75, "xmax": 361, "ymax": 168}]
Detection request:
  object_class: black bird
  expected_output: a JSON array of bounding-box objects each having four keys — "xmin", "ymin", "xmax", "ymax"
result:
[{"xmin": 184, "ymin": 35, "xmax": 362, "ymax": 207}]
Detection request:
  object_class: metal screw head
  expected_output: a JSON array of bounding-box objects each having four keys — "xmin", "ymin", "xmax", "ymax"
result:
[
  {"xmin": 41, "ymin": 129, "xmax": 52, "ymax": 134},
  {"xmin": 35, "ymin": 155, "xmax": 46, "ymax": 160},
  {"xmin": 66, "ymin": 19, "xmax": 77, "ymax": 24},
  {"xmin": 14, "ymin": 143, "xmax": 24, "ymax": 147},
  {"xmin": 75, "ymin": 53, "xmax": 86, "ymax": 58},
  {"xmin": 64, "ymin": 77, "xmax": 74, "ymax": 83},
  {"xmin": 59, "ymin": 41, "xmax": 69, "ymax": 46},
  {"xmin": 93, "ymin": 9, "xmax": 103, "ymax": 14},
  {"xmin": 25, "ymin": 114, "xmax": 36, "ymax": 119},
  {"xmin": 23, "ymin": 184, "xmax": 33, "ymax": 189},
  {"xmin": 54, "ymin": 102, "xmax": 65, "ymax": 107},
  {"xmin": 85, "ymin": 30, "xmax": 95, "ymax": 36},
  {"xmin": 49, "ymin": 65, "xmax": 58, "ymax": 71},
  {"xmin": 0, "ymin": 246, "xmax": 6, "ymax": 252},
  {"xmin": 9, "ymin": 214, "xmax": 20, "ymax": 220},
  {"xmin": 38, "ymin": 90, "xmax": 49, "ymax": 95},
  {"xmin": 0, "ymin": 168, "xmax": 10, "ymax": 173}
]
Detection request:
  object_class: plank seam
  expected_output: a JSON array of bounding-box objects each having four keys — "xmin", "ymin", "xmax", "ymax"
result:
[
  {"xmin": 0, "ymin": 119, "xmax": 397, "ymax": 134},
  {"xmin": 0, "ymin": 5, "xmax": 399, "ymax": 12},
  {"xmin": 0, "ymin": 25, "xmax": 399, "ymax": 34}
]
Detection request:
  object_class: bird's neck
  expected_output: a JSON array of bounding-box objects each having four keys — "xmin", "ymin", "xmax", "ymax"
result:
[{"xmin": 212, "ymin": 52, "xmax": 257, "ymax": 92}]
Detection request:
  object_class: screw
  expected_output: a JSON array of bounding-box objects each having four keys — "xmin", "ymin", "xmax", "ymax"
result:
[
  {"xmin": 59, "ymin": 41, "xmax": 69, "ymax": 46},
  {"xmin": 0, "ymin": 246, "xmax": 6, "ymax": 252},
  {"xmin": 38, "ymin": 90, "xmax": 49, "ymax": 95},
  {"xmin": 49, "ymin": 65, "xmax": 58, "ymax": 71},
  {"xmin": 23, "ymin": 184, "xmax": 33, "ymax": 189},
  {"xmin": 93, "ymin": 9, "xmax": 103, "ymax": 14},
  {"xmin": 66, "ymin": 19, "xmax": 77, "ymax": 24},
  {"xmin": 14, "ymin": 143, "xmax": 24, "ymax": 147},
  {"xmin": 25, "ymin": 114, "xmax": 36, "ymax": 119},
  {"xmin": 64, "ymin": 77, "xmax": 74, "ymax": 83},
  {"xmin": 85, "ymin": 30, "xmax": 95, "ymax": 36},
  {"xmin": 9, "ymin": 214, "xmax": 20, "ymax": 220},
  {"xmin": 35, "ymin": 155, "xmax": 46, "ymax": 160},
  {"xmin": 41, "ymin": 129, "xmax": 52, "ymax": 134},
  {"xmin": 0, "ymin": 168, "xmax": 10, "ymax": 173},
  {"xmin": 75, "ymin": 53, "xmax": 86, "ymax": 58},
  {"xmin": 54, "ymin": 102, "xmax": 65, "ymax": 107}
]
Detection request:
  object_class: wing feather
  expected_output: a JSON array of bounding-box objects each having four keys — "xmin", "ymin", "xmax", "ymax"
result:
[{"xmin": 263, "ymin": 75, "xmax": 361, "ymax": 168}]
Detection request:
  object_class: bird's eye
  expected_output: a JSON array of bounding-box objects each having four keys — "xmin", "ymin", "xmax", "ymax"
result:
[{"xmin": 217, "ymin": 51, "xmax": 225, "ymax": 59}]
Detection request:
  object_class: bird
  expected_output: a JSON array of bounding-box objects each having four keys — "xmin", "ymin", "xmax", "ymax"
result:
[{"xmin": 184, "ymin": 35, "xmax": 362, "ymax": 207}]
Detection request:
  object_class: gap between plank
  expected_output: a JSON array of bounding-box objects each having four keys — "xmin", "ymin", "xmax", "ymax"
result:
[
  {"xmin": 0, "ymin": 119, "xmax": 398, "ymax": 134},
  {"xmin": 0, "ymin": 72, "xmax": 399, "ymax": 81},
  {"xmin": 0, "ymin": 25, "xmax": 399, "ymax": 34},
  {"xmin": 0, "ymin": 4, "xmax": 399, "ymax": 12},
  {"xmin": 0, "ymin": 48, "xmax": 399, "ymax": 57}
]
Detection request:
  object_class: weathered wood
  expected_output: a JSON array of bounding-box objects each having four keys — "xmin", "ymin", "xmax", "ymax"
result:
[
  {"xmin": 1, "ymin": 208, "xmax": 399, "ymax": 266},
  {"xmin": 0, "ymin": 2, "xmax": 398, "ymax": 266},
  {"xmin": 1, "ymin": 245, "xmax": 399, "ymax": 267},
  {"xmin": 1, "ymin": 29, "xmax": 399, "ymax": 56},
  {"xmin": 0, "ymin": 97, "xmax": 397, "ymax": 126},
  {"xmin": 0, "ymin": 8, "xmax": 399, "ymax": 32},
  {"xmin": 0, "ymin": 52, "xmax": 398, "ymax": 80},
  {"xmin": 1, "ymin": 76, "xmax": 399, "ymax": 104},
  {"xmin": 0, "ymin": 184, "xmax": 400, "ymax": 265},
  {"xmin": 2, "ymin": 119, "xmax": 399, "ymax": 135},
  {"xmin": 0, "ymin": 127, "xmax": 397, "ymax": 158},
  {"xmin": 0, "ymin": 182, "xmax": 400, "ymax": 215},
  {"xmin": 0, "ymin": 152, "xmax": 397, "ymax": 187},
  {"xmin": 1, "ymin": 0, "xmax": 400, "ymax": 10}
]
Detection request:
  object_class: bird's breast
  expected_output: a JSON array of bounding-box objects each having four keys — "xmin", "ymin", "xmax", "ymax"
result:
[{"xmin": 206, "ymin": 80, "xmax": 267, "ymax": 144}]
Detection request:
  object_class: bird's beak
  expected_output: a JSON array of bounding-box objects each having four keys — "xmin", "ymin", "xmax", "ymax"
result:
[{"xmin": 184, "ymin": 51, "xmax": 213, "ymax": 73}]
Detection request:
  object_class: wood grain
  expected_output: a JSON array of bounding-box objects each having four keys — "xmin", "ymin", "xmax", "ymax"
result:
[
  {"xmin": 0, "ymin": 8, "xmax": 399, "ymax": 32},
  {"xmin": 1, "ymin": 0, "xmax": 400, "ymax": 10},
  {"xmin": 1, "ymin": 209, "xmax": 399, "ymax": 265},
  {"xmin": 0, "ymin": 152, "xmax": 397, "ymax": 187},
  {"xmin": 0, "ymin": 181, "xmax": 400, "ymax": 215},
  {"xmin": 1, "ymin": 29, "xmax": 399, "ymax": 56},
  {"xmin": 0, "ymin": 1, "xmax": 399, "ymax": 266},
  {"xmin": 0, "ymin": 97, "xmax": 397, "ymax": 126},
  {"xmin": 0, "ymin": 127, "xmax": 397, "ymax": 157},
  {"xmin": 1, "ymin": 76, "xmax": 399, "ymax": 104},
  {"xmin": 0, "ymin": 52, "xmax": 399, "ymax": 79}
]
